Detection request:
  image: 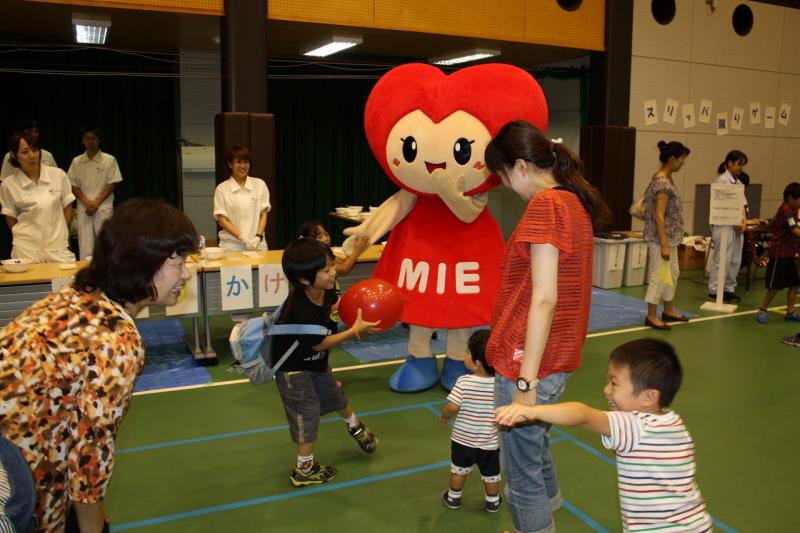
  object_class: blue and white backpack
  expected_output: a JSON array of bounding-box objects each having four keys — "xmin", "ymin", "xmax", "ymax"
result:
[{"xmin": 228, "ymin": 301, "xmax": 331, "ymax": 384}]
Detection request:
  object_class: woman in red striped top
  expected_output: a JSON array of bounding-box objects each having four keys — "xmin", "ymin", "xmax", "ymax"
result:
[{"xmin": 484, "ymin": 121, "xmax": 611, "ymax": 533}]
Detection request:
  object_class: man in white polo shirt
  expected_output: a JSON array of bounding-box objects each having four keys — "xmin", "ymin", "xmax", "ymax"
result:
[
  {"xmin": 0, "ymin": 119, "xmax": 58, "ymax": 180},
  {"xmin": 67, "ymin": 125, "xmax": 123, "ymax": 259}
]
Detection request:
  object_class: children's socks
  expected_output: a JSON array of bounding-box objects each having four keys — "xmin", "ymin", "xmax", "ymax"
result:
[
  {"xmin": 448, "ymin": 487, "xmax": 463, "ymax": 501},
  {"xmin": 485, "ymin": 492, "xmax": 500, "ymax": 504},
  {"xmin": 297, "ymin": 454, "xmax": 314, "ymax": 472},
  {"xmin": 343, "ymin": 413, "xmax": 359, "ymax": 429}
]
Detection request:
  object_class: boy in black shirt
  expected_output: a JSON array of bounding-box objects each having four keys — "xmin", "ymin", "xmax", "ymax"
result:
[{"xmin": 275, "ymin": 238, "xmax": 381, "ymax": 486}]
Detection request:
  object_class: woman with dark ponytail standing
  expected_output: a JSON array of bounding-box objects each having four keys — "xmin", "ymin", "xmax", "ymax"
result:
[
  {"xmin": 708, "ymin": 150, "xmax": 748, "ymax": 302},
  {"xmin": 643, "ymin": 140, "xmax": 691, "ymax": 330},
  {"xmin": 484, "ymin": 120, "xmax": 611, "ymax": 533}
]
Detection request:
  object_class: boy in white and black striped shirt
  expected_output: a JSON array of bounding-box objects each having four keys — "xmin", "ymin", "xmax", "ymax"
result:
[
  {"xmin": 439, "ymin": 329, "xmax": 501, "ymax": 513},
  {"xmin": 496, "ymin": 339, "xmax": 712, "ymax": 532}
]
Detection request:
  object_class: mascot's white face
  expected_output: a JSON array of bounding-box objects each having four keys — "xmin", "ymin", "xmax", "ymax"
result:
[{"xmin": 385, "ymin": 110, "xmax": 493, "ymax": 195}]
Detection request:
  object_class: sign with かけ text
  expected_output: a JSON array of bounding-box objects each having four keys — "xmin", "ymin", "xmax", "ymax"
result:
[
  {"xmin": 221, "ymin": 265, "xmax": 254, "ymax": 311},
  {"xmin": 258, "ymin": 264, "xmax": 290, "ymax": 308}
]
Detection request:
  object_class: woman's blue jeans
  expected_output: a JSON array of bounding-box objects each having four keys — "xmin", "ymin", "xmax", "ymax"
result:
[{"xmin": 495, "ymin": 372, "xmax": 570, "ymax": 533}]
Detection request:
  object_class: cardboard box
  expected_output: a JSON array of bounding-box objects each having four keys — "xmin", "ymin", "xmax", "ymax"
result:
[{"xmin": 678, "ymin": 244, "xmax": 706, "ymax": 270}]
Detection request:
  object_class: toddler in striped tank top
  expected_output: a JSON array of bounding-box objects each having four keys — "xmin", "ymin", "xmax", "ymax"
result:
[
  {"xmin": 496, "ymin": 339, "xmax": 712, "ymax": 532},
  {"xmin": 439, "ymin": 329, "xmax": 502, "ymax": 513}
]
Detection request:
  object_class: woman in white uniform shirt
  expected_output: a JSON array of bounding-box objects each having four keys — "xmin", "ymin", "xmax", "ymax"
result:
[
  {"xmin": 68, "ymin": 125, "xmax": 123, "ymax": 260},
  {"xmin": 0, "ymin": 119, "xmax": 58, "ymax": 181},
  {"xmin": 213, "ymin": 145, "xmax": 270, "ymax": 251},
  {"xmin": 0, "ymin": 133, "xmax": 75, "ymax": 263},
  {"xmin": 708, "ymin": 150, "xmax": 748, "ymax": 303}
]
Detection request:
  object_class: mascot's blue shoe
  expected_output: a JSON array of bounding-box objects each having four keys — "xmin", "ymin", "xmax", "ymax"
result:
[
  {"xmin": 389, "ymin": 356, "xmax": 439, "ymax": 393},
  {"xmin": 440, "ymin": 358, "xmax": 469, "ymax": 391}
]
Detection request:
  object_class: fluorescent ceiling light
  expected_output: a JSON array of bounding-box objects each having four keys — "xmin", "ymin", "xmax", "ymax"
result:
[
  {"xmin": 303, "ymin": 35, "xmax": 363, "ymax": 57},
  {"xmin": 72, "ymin": 15, "xmax": 111, "ymax": 45},
  {"xmin": 431, "ymin": 48, "xmax": 500, "ymax": 66}
]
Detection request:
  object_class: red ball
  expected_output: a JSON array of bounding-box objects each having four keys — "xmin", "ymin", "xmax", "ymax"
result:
[{"xmin": 339, "ymin": 278, "xmax": 404, "ymax": 332}]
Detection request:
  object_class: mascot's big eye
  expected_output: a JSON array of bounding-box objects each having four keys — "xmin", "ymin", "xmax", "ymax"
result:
[
  {"xmin": 401, "ymin": 137, "xmax": 417, "ymax": 163},
  {"xmin": 453, "ymin": 138, "xmax": 474, "ymax": 165}
]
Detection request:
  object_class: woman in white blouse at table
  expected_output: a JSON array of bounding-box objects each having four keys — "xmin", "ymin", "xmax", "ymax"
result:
[
  {"xmin": 213, "ymin": 145, "xmax": 270, "ymax": 252},
  {"xmin": 0, "ymin": 133, "xmax": 75, "ymax": 263}
]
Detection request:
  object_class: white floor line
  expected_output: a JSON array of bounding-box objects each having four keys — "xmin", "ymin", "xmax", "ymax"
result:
[
  {"xmin": 586, "ymin": 304, "xmax": 786, "ymax": 338},
  {"xmin": 133, "ymin": 306, "xmax": 787, "ymax": 397}
]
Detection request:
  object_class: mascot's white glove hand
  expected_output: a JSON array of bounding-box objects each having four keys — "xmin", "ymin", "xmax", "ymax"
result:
[
  {"xmin": 342, "ymin": 227, "xmax": 368, "ymax": 256},
  {"xmin": 429, "ymin": 168, "xmax": 486, "ymax": 223},
  {"xmin": 430, "ymin": 168, "xmax": 465, "ymax": 199}
]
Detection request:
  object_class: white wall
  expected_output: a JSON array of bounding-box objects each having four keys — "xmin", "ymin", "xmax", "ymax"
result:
[{"xmin": 629, "ymin": 0, "xmax": 800, "ymax": 233}]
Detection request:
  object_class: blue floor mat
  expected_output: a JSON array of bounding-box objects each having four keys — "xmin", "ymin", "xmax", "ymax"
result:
[
  {"xmin": 339, "ymin": 288, "xmax": 693, "ymax": 363},
  {"xmin": 135, "ymin": 320, "xmax": 211, "ymax": 392},
  {"xmin": 588, "ymin": 287, "xmax": 693, "ymax": 331},
  {"xmin": 340, "ymin": 323, "xmax": 448, "ymax": 363}
]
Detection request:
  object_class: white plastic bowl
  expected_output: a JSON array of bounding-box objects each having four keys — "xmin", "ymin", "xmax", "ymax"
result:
[
  {"xmin": 335, "ymin": 207, "xmax": 348, "ymax": 214},
  {"xmin": 203, "ymin": 247, "xmax": 225, "ymax": 260},
  {"xmin": 345, "ymin": 208, "xmax": 362, "ymax": 217},
  {"xmin": 347, "ymin": 205, "xmax": 362, "ymax": 211},
  {"xmin": 358, "ymin": 212, "xmax": 371, "ymax": 220},
  {"xmin": 2, "ymin": 258, "xmax": 32, "ymax": 273}
]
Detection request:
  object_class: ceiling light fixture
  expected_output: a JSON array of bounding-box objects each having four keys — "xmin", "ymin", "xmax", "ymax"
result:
[
  {"xmin": 72, "ymin": 14, "xmax": 111, "ymax": 45},
  {"xmin": 303, "ymin": 35, "xmax": 363, "ymax": 57},
  {"xmin": 430, "ymin": 48, "xmax": 500, "ymax": 66}
]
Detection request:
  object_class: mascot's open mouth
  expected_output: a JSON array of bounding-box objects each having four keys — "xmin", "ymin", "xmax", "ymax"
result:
[{"xmin": 425, "ymin": 161, "xmax": 446, "ymax": 174}]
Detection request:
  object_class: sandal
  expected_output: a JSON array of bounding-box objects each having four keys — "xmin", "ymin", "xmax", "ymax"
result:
[
  {"xmin": 661, "ymin": 312, "xmax": 689, "ymax": 322},
  {"xmin": 644, "ymin": 317, "xmax": 671, "ymax": 330}
]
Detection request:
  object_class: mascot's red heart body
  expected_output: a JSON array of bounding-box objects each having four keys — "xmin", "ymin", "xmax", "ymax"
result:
[{"xmin": 346, "ymin": 63, "xmax": 548, "ymax": 392}]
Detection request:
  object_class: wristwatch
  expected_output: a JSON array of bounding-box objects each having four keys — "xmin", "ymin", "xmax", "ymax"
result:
[
  {"xmin": 255, "ymin": 233, "xmax": 263, "ymax": 239},
  {"xmin": 516, "ymin": 376, "xmax": 540, "ymax": 392}
]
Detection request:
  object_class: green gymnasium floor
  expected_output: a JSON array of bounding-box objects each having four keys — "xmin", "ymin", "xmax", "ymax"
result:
[{"xmin": 107, "ymin": 270, "xmax": 800, "ymax": 532}]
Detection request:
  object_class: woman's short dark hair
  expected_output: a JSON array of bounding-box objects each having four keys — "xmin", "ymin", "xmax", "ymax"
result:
[
  {"xmin": 484, "ymin": 120, "xmax": 613, "ymax": 231},
  {"xmin": 609, "ymin": 338, "xmax": 683, "ymax": 408},
  {"xmin": 282, "ymin": 237, "xmax": 334, "ymax": 289},
  {"xmin": 74, "ymin": 199, "xmax": 199, "ymax": 306},
  {"xmin": 717, "ymin": 150, "xmax": 748, "ymax": 175},
  {"xmin": 468, "ymin": 329, "xmax": 494, "ymax": 376},
  {"xmin": 7, "ymin": 132, "xmax": 40, "ymax": 169},
  {"xmin": 299, "ymin": 219, "xmax": 325, "ymax": 240},
  {"xmin": 225, "ymin": 145, "xmax": 251, "ymax": 175},
  {"xmin": 657, "ymin": 141, "xmax": 690, "ymax": 163}
]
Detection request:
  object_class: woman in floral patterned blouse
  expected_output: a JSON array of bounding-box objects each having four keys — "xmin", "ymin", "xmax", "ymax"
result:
[
  {"xmin": 643, "ymin": 141, "xmax": 691, "ymax": 330},
  {"xmin": 0, "ymin": 198, "xmax": 198, "ymax": 532}
]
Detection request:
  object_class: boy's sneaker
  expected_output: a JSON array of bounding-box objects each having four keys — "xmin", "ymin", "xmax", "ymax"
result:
[
  {"xmin": 442, "ymin": 490, "xmax": 461, "ymax": 510},
  {"xmin": 485, "ymin": 496, "xmax": 502, "ymax": 513},
  {"xmin": 786, "ymin": 312, "xmax": 800, "ymax": 322},
  {"xmin": 756, "ymin": 309, "xmax": 768, "ymax": 324},
  {"xmin": 290, "ymin": 461, "xmax": 337, "ymax": 487},
  {"xmin": 782, "ymin": 334, "xmax": 800, "ymax": 347},
  {"xmin": 348, "ymin": 421, "xmax": 378, "ymax": 453}
]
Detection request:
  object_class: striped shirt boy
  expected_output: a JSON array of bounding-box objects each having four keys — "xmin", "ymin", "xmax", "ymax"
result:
[
  {"xmin": 602, "ymin": 410, "xmax": 712, "ymax": 532},
  {"xmin": 447, "ymin": 374, "xmax": 498, "ymax": 450}
]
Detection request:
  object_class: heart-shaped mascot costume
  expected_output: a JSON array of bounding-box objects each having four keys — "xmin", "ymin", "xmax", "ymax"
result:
[{"xmin": 344, "ymin": 63, "xmax": 547, "ymax": 392}]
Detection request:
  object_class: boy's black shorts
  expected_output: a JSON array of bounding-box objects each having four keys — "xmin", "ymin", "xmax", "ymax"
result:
[
  {"xmin": 451, "ymin": 441, "xmax": 500, "ymax": 477},
  {"xmin": 765, "ymin": 256, "xmax": 800, "ymax": 290},
  {"xmin": 275, "ymin": 368, "xmax": 348, "ymax": 444}
]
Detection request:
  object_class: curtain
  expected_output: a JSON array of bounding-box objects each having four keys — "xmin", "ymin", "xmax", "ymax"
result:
[{"xmin": 267, "ymin": 77, "xmax": 396, "ymax": 247}]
